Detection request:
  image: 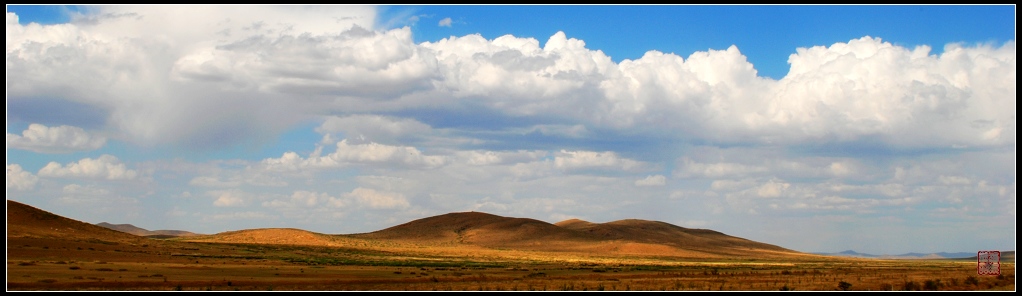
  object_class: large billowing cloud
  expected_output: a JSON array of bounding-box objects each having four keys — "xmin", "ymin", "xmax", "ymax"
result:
[
  {"xmin": 763, "ymin": 37, "xmax": 1016, "ymax": 148},
  {"xmin": 7, "ymin": 123, "xmax": 107, "ymax": 153},
  {"xmin": 7, "ymin": 7, "xmax": 1014, "ymax": 150},
  {"xmin": 6, "ymin": 6, "xmax": 378, "ymax": 149}
]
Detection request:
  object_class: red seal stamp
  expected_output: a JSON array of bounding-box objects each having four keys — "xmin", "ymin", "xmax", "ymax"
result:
[{"xmin": 977, "ymin": 251, "xmax": 1000, "ymax": 276}]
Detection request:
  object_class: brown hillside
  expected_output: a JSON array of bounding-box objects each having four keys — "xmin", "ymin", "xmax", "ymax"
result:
[
  {"xmin": 553, "ymin": 218, "xmax": 596, "ymax": 228},
  {"xmin": 356, "ymin": 212, "xmax": 801, "ymax": 258},
  {"xmin": 6, "ymin": 199, "xmax": 142, "ymax": 243},
  {"xmin": 186, "ymin": 228, "xmax": 332, "ymax": 246},
  {"xmin": 354, "ymin": 211, "xmax": 597, "ymax": 248},
  {"xmin": 182, "ymin": 228, "xmax": 373, "ymax": 248},
  {"xmin": 558, "ymin": 218, "xmax": 795, "ymax": 255}
]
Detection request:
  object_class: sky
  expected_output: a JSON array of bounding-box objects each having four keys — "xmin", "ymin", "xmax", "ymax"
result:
[{"xmin": 5, "ymin": 4, "xmax": 1016, "ymax": 255}]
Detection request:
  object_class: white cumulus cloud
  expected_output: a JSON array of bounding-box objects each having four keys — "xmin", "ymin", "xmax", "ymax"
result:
[
  {"xmin": 315, "ymin": 115, "xmax": 433, "ymax": 144},
  {"xmin": 261, "ymin": 139, "xmax": 447, "ymax": 171},
  {"xmin": 554, "ymin": 150, "xmax": 643, "ymax": 171},
  {"xmin": 348, "ymin": 187, "xmax": 409, "ymax": 209},
  {"xmin": 37, "ymin": 155, "xmax": 139, "ymax": 180},
  {"xmin": 6, "ymin": 123, "xmax": 107, "ymax": 153},
  {"xmin": 6, "ymin": 164, "xmax": 39, "ymax": 191},
  {"xmin": 262, "ymin": 190, "xmax": 345, "ymax": 209},
  {"xmin": 210, "ymin": 189, "xmax": 248, "ymax": 207},
  {"xmin": 635, "ymin": 174, "xmax": 666, "ymax": 186},
  {"xmin": 674, "ymin": 157, "xmax": 768, "ymax": 179}
]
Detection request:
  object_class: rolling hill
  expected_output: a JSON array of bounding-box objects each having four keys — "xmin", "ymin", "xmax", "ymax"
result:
[
  {"xmin": 352, "ymin": 211, "xmax": 801, "ymax": 258},
  {"xmin": 7, "ymin": 199, "xmax": 142, "ymax": 243},
  {"xmin": 353, "ymin": 211, "xmax": 593, "ymax": 245},
  {"xmin": 9, "ymin": 200, "xmax": 804, "ymax": 259},
  {"xmin": 554, "ymin": 218, "xmax": 794, "ymax": 255}
]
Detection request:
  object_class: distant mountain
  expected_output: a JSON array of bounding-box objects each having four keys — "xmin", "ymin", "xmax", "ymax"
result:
[
  {"xmin": 890, "ymin": 252, "xmax": 977, "ymax": 259},
  {"xmin": 95, "ymin": 222, "xmax": 202, "ymax": 238},
  {"xmin": 812, "ymin": 250, "xmax": 879, "ymax": 258},
  {"xmin": 815, "ymin": 250, "xmax": 998, "ymax": 260}
]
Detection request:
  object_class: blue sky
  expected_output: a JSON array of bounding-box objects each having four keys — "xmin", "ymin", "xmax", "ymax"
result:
[{"xmin": 5, "ymin": 5, "xmax": 1016, "ymax": 255}]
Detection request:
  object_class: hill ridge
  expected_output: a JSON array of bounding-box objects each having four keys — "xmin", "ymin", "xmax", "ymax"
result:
[
  {"xmin": 9, "ymin": 200, "xmax": 802, "ymax": 259},
  {"xmin": 354, "ymin": 211, "xmax": 798, "ymax": 258},
  {"xmin": 7, "ymin": 199, "xmax": 143, "ymax": 243}
]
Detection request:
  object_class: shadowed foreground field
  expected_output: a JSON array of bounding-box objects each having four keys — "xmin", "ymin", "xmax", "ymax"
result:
[{"xmin": 7, "ymin": 236, "xmax": 1015, "ymax": 291}]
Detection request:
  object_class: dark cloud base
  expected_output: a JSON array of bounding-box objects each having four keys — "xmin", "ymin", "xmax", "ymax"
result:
[{"xmin": 7, "ymin": 97, "xmax": 110, "ymax": 129}]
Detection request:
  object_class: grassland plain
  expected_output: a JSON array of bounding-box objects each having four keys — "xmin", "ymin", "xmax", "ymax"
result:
[{"xmin": 6, "ymin": 200, "xmax": 1016, "ymax": 291}]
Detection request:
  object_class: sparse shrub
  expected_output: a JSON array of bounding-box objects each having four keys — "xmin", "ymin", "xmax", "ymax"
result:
[
  {"xmin": 838, "ymin": 281, "xmax": 852, "ymax": 291},
  {"xmin": 965, "ymin": 276, "xmax": 979, "ymax": 285},
  {"xmin": 561, "ymin": 283, "xmax": 575, "ymax": 291},
  {"xmin": 38, "ymin": 279, "xmax": 57, "ymax": 283},
  {"xmin": 779, "ymin": 284, "xmax": 791, "ymax": 291},
  {"xmin": 96, "ymin": 268, "xmax": 114, "ymax": 272},
  {"xmin": 69, "ymin": 266, "xmax": 81, "ymax": 270},
  {"xmin": 924, "ymin": 279, "xmax": 939, "ymax": 290},
  {"xmin": 903, "ymin": 280, "xmax": 919, "ymax": 291}
]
